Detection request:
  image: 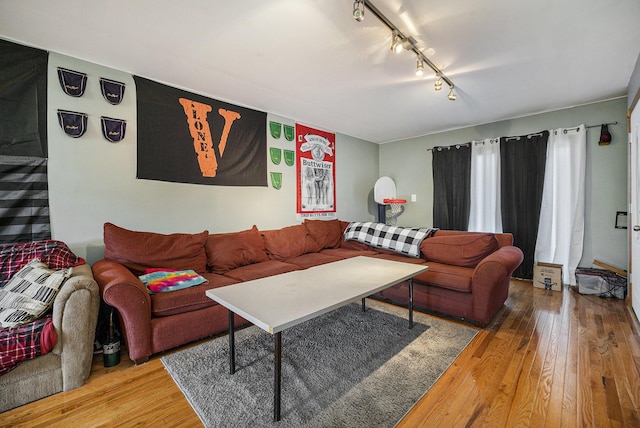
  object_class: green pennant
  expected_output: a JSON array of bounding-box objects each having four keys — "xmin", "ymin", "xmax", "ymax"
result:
[
  {"xmin": 269, "ymin": 121, "xmax": 282, "ymax": 139},
  {"xmin": 270, "ymin": 147, "xmax": 282, "ymax": 165},
  {"xmin": 270, "ymin": 172, "xmax": 282, "ymax": 190},
  {"xmin": 283, "ymin": 124, "xmax": 294, "ymax": 141},
  {"xmin": 283, "ymin": 149, "xmax": 295, "ymax": 166}
]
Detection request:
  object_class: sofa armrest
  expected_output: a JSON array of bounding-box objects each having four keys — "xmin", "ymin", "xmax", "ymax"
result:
[
  {"xmin": 51, "ymin": 263, "xmax": 100, "ymax": 391},
  {"xmin": 92, "ymin": 260, "xmax": 152, "ymax": 363},
  {"xmin": 474, "ymin": 246, "xmax": 524, "ymax": 280},
  {"xmin": 471, "ymin": 246, "xmax": 524, "ymax": 324}
]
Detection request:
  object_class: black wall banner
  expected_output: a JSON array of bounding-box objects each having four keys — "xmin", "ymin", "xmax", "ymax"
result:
[
  {"xmin": 0, "ymin": 39, "xmax": 48, "ymax": 157},
  {"xmin": 134, "ymin": 76, "xmax": 267, "ymax": 186}
]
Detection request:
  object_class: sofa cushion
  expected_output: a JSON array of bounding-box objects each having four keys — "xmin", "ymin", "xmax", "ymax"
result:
[
  {"xmin": 320, "ymin": 248, "xmax": 378, "ymax": 259},
  {"xmin": 369, "ymin": 253, "xmax": 429, "ymax": 265},
  {"xmin": 414, "ymin": 262, "xmax": 473, "ymax": 293},
  {"xmin": 103, "ymin": 223, "xmax": 208, "ymax": 275},
  {"xmin": 205, "ymin": 226, "xmax": 269, "ymax": 274},
  {"xmin": 420, "ymin": 233, "xmax": 499, "ymax": 268},
  {"xmin": 0, "ymin": 259, "xmax": 71, "ymax": 327},
  {"xmin": 304, "ymin": 219, "xmax": 342, "ymax": 249},
  {"xmin": 150, "ymin": 273, "xmax": 238, "ymax": 317},
  {"xmin": 222, "ymin": 260, "xmax": 301, "ymax": 282},
  {"xmin": 284, "ymin": 252, "xmax": 343, "ymax": 269},
  {"xmin": 261, "ymin": 224, "xmax": 320, "ymax": 261},
  {"xmin": 0, "ymin": 240, "xmax": 85, "ymax": 288}
]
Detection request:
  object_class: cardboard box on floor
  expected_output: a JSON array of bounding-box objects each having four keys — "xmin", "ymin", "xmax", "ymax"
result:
[{"xmin": 533, "ymin": 262, "xmax": 563, "ymax": 291}]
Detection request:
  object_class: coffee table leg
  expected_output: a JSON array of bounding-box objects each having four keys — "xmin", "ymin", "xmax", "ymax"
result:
[
  {"xmin": 274, "ymin": 331, "xmax": 282, "ymax": 422},
  {"xmin": 409, "ymin": 278, "xmax": 414, "ymax": 329},
  {"xmin": 361, "ymin": 297, "xmax": 366, "ymax": 312},
  {"xmin": 228, "ymin": 310, "xmax": 236, "ymax": 375}
]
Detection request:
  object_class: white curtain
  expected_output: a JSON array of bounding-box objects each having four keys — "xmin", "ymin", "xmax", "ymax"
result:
[
  {"xmin": 535, "ymin": 125, "xmax": 586, "ymax": 285},
  {"xmin": 468, "ymin": 138, "xmax": 503, "ymax": 233}
]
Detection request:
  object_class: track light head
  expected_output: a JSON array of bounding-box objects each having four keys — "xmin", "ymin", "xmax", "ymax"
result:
[
  {"xmin": 448, "ymin": 86, "xmax": 457, "ymax": 101},
  {"xmin": 390, "ymin": 31, "xmax": 403, "ymax": 53},
  {"xmin": 415, "ymin": 58, "xmax": 424, "ymax": 76},
  {"xmin": 434, "ymin": 75, "xmax": 442, "ymax": 91},
  {"xmin": 353, "ymin": 0, "xmax": 365, "ymax": 22}
]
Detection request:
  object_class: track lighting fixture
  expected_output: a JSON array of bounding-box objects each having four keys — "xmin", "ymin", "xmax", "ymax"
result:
[
  {"xmin": 434, "ymin": 75, "xmax": 442, "ymax": 91},
  {"xmin": 353, "ymin": 0, "xmax": 456, "ymax": 101},
  {"xmin": 352, "ymin": 0, "xmax": 365, "ymax": 22},
  {"xmin": 390, "ymin": 30, "xmax": 403, "ymax": 54},
  {"xmin": 448, "ymin": 86, "xmax": 457, "ymax": 101},
  {"xmin": 415, "ymin": 57, "xmax": 424, "ymax": 76}
]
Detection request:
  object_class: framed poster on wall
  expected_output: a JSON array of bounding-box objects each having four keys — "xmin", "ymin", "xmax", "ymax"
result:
[{"xmin": 295, "ymin": 123, "xmax": 336, "ymax": 219}]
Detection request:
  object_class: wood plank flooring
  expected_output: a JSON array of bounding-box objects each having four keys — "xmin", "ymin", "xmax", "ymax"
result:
[{"xmin": 2, "ymin": 279, "xmax": 639, "ymax": 427}]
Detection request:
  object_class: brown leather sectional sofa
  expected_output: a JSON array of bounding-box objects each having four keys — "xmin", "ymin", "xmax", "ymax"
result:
[{"xmin": 92, "ymin": 220, "xmax": 523, "ymax": 363}]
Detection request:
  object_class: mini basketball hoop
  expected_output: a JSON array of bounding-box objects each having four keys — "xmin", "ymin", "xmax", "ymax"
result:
[
  {"xmin": 384, "ymin": 198, "xmax": 406, "ymax": 224},
  {"xmin": 374, "ymin": 177, "xmax": 407, "ymax": 225}
]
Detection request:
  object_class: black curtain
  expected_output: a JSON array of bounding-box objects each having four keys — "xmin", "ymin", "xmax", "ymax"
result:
[
  {"xmin": 500, "ymin": 131, "xmax": 549, "ymax": 279},
  {"xmin": 432, "ymin": 144, "xmax": 471, "ymax": 230}
]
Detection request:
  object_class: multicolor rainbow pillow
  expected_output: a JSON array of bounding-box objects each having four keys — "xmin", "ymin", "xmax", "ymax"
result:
[{"xmin": 138, "ymin": 269, "xmax": 208, "ymax": 293}]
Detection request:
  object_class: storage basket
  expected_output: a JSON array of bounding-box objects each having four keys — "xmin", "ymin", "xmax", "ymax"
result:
[{"xmin": 575, "ymin": 268, "xmax": 627, "ymax": 299}]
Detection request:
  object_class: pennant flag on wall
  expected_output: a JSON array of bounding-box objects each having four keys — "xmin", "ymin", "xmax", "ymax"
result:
[
  {"xmin": 0, "ymin": 156, "xmax": 51, "ymax": 244},
  {"xmin": 134, "ymin": 76, "xmax": 267, "ymax": 186},
  {"xmin": 99, "ymin": 77, "xmax": 125, "ymax": 105},
  {"xmin": 57, "ymin": 67, "xmax": 87, "ymax": 97}
]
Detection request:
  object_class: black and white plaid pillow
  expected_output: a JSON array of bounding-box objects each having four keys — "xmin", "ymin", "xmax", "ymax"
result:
[
  {"xmin": 343, "ymin": 222, "xmax": 435, "ymax": 258},
  {"xmin": 0, "ymin": 259, "xmax": 71, "ymax": 327}
]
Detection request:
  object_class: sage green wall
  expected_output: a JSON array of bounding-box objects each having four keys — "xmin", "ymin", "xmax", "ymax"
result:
[
  {"xmin": 39, "ymin": 49, "xmax": 635, "ymax": 271},
  {"xmin": 379, "ymin": 98, "xmax": 629, "ymax": 270},
  {"xmin": 47, "ymin": 52, "xmax": 378, "ymax": 263}
]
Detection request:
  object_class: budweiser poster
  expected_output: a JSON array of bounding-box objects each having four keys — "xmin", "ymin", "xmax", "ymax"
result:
[
  {"xmin": 135, "ymin": 76, "xmax": 266, "ymax": 186},
  {"xmin": 296, "ymin": 123, "xmax": 336, "ymax": 218}
]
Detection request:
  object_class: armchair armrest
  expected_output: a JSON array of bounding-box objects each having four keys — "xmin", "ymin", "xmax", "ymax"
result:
[
  {"xmin": 92, "ymin": 260, "xmax": 152, "ymax": 363},
  {"xmin": 52, "ymin": 263, "xmax": 100, "ymax": 391}
]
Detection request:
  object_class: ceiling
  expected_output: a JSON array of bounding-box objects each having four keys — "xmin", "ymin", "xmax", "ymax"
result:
[{"xmin": 1, "ymin": 0, "xmax": 639, "ymax": 144}]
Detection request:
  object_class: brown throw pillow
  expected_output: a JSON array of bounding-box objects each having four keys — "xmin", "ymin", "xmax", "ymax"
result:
[
  {"xmin": 304, "ymin": 219, "xmax": 342, "ymax": 249},
  {"xmin": 262, "ymin": 224, "xmax": 321, "ymax": 260},
  {"xmin": 205, "ymin": 226, "xmax": 269, "ymax": 274},
  {"xmin": 103, "ymin": 223, "xmax": 208, "ymax": 274}
]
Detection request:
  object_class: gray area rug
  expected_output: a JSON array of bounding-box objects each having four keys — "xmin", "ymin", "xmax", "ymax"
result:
[{"xmin": 161, "ymin": 300, "xmax": 477, "ymax": 427}]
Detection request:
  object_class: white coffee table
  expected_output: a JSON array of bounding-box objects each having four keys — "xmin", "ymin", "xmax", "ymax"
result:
[{"xmin": 205, "ymin": 256, "xmax": 428, "ymax": 421}]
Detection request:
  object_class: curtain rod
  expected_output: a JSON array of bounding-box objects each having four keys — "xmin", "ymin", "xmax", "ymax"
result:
[
  {"xmin": 427, "ymin": 121, "xmax": 619, "ymax": 151},
  {"xmin": 505, "ymin": 132, "xmax": 544, "ymax": 141},
  {"xmin": 427, "ymin": 143, "xmax": 470, "ymax": 152},
  {"xmin": 586, "ymin": 121, "xmax": 617, "ymax": 129},
  {"xmin": 472, "ymin": 138, "xmax": 499, "ymax": 145},
  {"xmin": 557, "ymin": 122, "xmax": 618, "ymax": 134}
]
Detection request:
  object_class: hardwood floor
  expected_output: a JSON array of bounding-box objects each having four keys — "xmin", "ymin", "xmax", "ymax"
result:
[{"xmin": 2, "ymin": 279, "xmax": 640, "ymax": 427}]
